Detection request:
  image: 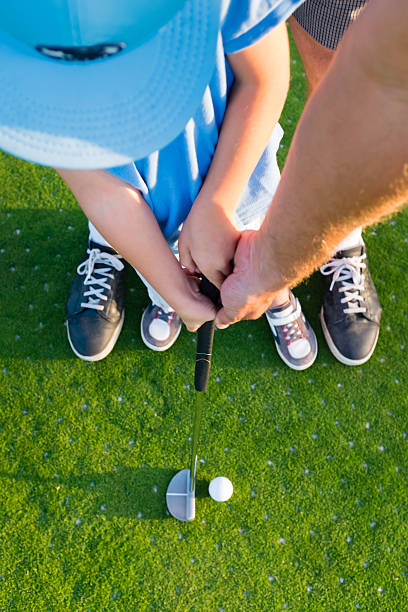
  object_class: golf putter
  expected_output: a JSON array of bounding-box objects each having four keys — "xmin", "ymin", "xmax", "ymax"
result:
[{"xmin": 166, "ymin": 276, "xmax": 219, "ymax": 521}]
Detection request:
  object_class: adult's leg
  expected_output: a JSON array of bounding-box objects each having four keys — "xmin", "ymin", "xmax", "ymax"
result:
[
  {"xmin": 290, "ymin": 1, "xmax": 366, "ymax": 252},
  {"xmin": 288, "ymin": 15, "xmax": 335, "ymax": 94},
  {"xmin": 290, "ymin": 0, "xmax": 381, "ymax": 366}
]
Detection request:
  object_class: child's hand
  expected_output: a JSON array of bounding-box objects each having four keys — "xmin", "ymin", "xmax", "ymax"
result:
[
  {"xmin": 178, "ymin": 197, "xmax": 241, "ymax": 288},
  {"xmin": 175, "ymin": 273, "xmax": 218, "ymax": 332}
]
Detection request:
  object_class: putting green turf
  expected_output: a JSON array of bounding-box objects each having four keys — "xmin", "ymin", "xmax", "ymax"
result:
[{"xmin": 1, "ymin": 34, "xmax": 408, "ymax": 611}]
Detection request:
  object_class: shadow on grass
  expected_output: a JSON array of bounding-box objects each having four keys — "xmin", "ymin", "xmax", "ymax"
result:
[
  {"xmin": 0, "ymin": 208, "xmax": 149, "ymax": 360},
  {"xmin": 1, "ymin": 466, "xmax": 210, "ymax": 520}
]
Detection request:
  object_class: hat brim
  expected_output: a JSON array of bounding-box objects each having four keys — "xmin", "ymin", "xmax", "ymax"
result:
[{"xmin": 0, "ymin": 0, "xmax": 221, "ymax": 169}]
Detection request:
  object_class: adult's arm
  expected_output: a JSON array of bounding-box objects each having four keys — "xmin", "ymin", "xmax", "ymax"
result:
[{"xmin": 216, "ymin": 0, "xmax": 408, "ymax": 327}]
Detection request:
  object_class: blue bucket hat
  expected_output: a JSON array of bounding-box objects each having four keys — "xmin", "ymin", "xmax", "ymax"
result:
[{"xmin": 0, "ymin": 0, "xmax": 221, "ymax": 169}]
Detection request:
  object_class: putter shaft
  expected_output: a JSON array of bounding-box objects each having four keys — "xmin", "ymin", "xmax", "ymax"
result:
[
  {"xmin": 189, "ymin": 392, "xmax": 204, "ymax": 493},
  {"xmin": 166, "ymin": 277, "xmax": 219, "ymax": 521}
]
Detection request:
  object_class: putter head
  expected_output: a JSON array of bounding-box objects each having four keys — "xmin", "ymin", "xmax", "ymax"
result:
[{"xmin": 166, "ymin": 468, "xmax": 195, "ymax": 521}]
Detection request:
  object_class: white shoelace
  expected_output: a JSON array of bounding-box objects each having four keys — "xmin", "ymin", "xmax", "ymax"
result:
[
  {"xmin": 320, "ymin": 253, "xmax": 367, "ymax": 314},
  {"xmin": 268, "ymin": 298, "xmax": 304, "ymax": 344},
  {"xmin": 154, "ymin": 308, "xmax": 176, "ymax": 324},
  {"xmin": 77, "ymin": 248, "xmax": 124, "ymax": 311}
]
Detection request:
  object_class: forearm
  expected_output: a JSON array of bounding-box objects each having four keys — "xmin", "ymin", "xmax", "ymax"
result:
[
  {"xmin": 197, "ymin": 23, "xmax": 290, "ymax": 217},
  {"xmin": 254, "ymin": 0, "xmax": 408, "ymax": 293},
  {"xmin": 56, "ymin": 169, "xmax": 194, "ymax": 313},
  {"xmin": 177, "ymin": 24, "xmax": 290, "ymax": 286}
]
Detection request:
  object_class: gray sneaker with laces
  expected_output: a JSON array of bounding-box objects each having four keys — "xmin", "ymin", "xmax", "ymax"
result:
[
  {"xmin": 265, "ymin": 291, "xmax": 317, "ymax": 370},
  {"xmin": 141, "ymin": 303, "xmax": 182, "ymax": 351}
]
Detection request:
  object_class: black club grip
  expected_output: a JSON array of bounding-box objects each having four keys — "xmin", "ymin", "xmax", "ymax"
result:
[{"xmin": 194, "ymin": 276, "xmax": 220, "ymax": 392}]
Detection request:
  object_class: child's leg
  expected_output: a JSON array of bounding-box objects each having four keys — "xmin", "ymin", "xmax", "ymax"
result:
[
  {"xmin": 136, "ymin": 270, "xmax": 174, "ymax": 313},
  {"xmin": 88, "ymin": 220, "xmax": 182, "ymax": 352},
  {"xmin": 236, "ymin": 133, "xmax": 317, "ymax": 371},
  {"xmin": 88, "ymin": 221, "xmax": 114, "ymax": 248},
  {"xmin": 135, "ymin": 232, "xmax": 179, "ymax": 312},
  {"xmin": 239, "ymin": 211, "xmax": 317, "ymax": 370},
  {"xmin": 137, "ymin": 235, "xmax": 183, "ymax": 352}
]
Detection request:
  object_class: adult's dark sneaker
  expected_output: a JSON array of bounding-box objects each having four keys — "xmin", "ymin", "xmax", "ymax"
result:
[
  {"xmin": 320, "ymin": 244, "xmax": 382, "ymax": 366},
  {"xmin": 265, "ymin": 291, "xmax": 318, "ymax": 370},
  {"xmin": 66, "ymin": 241, "xmax": 126, "ymax": 361},
  {"xmin": 141, "ymin": 303, "xmax": 182, "ymax": 351}
]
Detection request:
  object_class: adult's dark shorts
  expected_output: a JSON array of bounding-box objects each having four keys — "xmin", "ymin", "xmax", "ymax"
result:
[{"xmin": 293, "ymin": 0, "xmax": 369, "ymax": 50}]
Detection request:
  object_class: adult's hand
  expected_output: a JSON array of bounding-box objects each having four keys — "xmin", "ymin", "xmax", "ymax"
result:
[
  {"xmin": 217, "ymin": 0, "xmax": 408, "ymax": 331},
  {"xmin": 215, "ymin": 231, "xmax": 286, "ymax": 328}
]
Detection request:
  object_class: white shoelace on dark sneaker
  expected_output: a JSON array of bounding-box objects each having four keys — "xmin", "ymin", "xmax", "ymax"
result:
[
  {"xmin": 320, "ymin": 253, "xmax": 367, "ymax": 314},
  {"xmin": 77, "ymin": 248, "xmax": 124, "ymax": 311}
]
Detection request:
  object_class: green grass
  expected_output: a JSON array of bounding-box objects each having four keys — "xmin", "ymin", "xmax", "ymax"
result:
[{"xmin": 1, "ymin": 35, "xmax": 408, "ymax": 611}]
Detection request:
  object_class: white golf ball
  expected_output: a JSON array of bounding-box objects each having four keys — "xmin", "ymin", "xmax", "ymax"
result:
[{"xmin": 209, "ymin": 476, "xmax": 233, "ymax": 502}]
